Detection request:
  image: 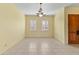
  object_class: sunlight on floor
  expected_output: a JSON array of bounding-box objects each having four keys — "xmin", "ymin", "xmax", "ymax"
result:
[
  {"xmin": 28, "ymin": 42, "xmax": 37, "ymax": 53},
  {"xmin": 40, "ymin": 42, "xmax": 50, "ymax": 54}
]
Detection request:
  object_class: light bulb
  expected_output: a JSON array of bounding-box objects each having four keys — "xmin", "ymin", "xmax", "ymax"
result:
[{"xmin": 39, "ymin": 14, "xmax": 43, "ymax": 17}]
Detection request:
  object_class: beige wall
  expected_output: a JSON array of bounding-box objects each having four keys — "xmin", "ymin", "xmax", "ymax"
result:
[
  {"xmin": 25, "ymin": 15, "xmax": 54, "ymax": 38},
  {"xmin": 65, "ymin": 5, "xmax": 79, "ymax": 14},
  {"xmin": 0, "ymin": 4, "xmax": 25, "ymax": 54},
  {"xmin": 54, "ymin": 7, "xmax": 65, "ymax": 44}
]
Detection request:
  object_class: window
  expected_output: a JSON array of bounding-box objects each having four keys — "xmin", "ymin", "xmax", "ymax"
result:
[
  {"xmin": 30, "ymin": 20, "xmax": 36, "ymax": 31},
  {"xmin": 41, "ymin": 20, "xmax": 48, "ymax": 31}
]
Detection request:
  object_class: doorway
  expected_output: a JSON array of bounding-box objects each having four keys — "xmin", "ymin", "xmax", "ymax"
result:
[{"xmin": 68, "ymin": 14, "xmax": 79, "ymax": 44}]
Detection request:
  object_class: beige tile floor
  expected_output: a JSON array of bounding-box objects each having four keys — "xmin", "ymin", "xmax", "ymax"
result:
[{"xmin": 2, "ymin": 38, "xmax": 79, "ymax": 55}]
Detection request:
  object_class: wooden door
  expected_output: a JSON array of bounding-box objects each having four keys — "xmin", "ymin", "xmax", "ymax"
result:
[{"xmin": 68, "ymin": 14, "xmax": 79, "ymax": 44}]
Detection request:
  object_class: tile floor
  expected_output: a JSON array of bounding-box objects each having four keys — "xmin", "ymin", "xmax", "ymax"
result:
[{"xmin": 2, "ymin": 38, "xmax": 79, "ymax": 55}]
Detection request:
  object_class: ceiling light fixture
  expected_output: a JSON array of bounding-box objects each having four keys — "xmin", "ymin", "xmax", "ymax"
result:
[{"xmin": 36, "ymin": 3, "xmax": 46, "ymax": 17}]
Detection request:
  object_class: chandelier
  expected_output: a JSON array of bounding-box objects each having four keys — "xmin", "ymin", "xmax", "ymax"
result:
[{"xmin": 36, "ymin": 3, "xmax": 46, "ymax": 17}]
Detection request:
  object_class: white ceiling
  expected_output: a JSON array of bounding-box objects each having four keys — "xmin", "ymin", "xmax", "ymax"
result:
[{"xmin": 15, "ymin": 3, "xmax": 71, "ymax": 15}]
